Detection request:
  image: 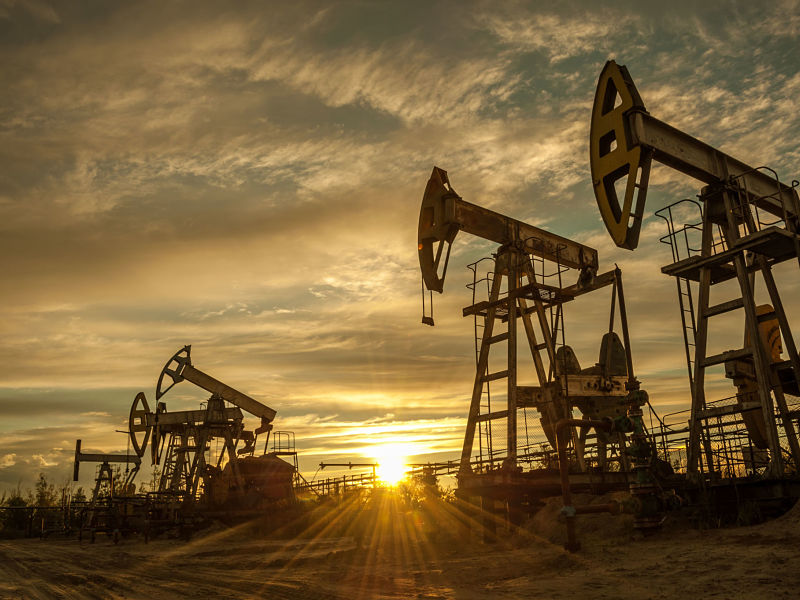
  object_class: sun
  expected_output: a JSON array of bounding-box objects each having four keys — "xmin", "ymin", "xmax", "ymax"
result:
[{"xmin": 373, "ymin": 445, "xmax": 409, "ymax": 486}]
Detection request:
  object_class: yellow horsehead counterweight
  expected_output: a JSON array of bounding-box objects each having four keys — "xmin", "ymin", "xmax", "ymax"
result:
[
  {"xmin": 590, "ymin": 60, "xmax": 799, "ymax": 250},
  {"xmin": 589, "ymin": 61, "xmax": 651, "ymax": 250}
]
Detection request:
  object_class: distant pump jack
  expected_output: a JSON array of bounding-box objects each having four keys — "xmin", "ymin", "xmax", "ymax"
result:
[{"xmin": 128, "ymin": 345, "xmax": 296, "ymax": 506}]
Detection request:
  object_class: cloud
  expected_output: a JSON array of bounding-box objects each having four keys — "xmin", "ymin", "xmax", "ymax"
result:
[
  {"xmin": 0, "ymin": 0, "xmax": 60, "ymax": 23},
  {"xmin": 476, "ymin": 2, "xmax": 642, "ymax": 63},
  {"xmin": 1, "ymin": 1, "xmax": 799, "ymax": 491}
]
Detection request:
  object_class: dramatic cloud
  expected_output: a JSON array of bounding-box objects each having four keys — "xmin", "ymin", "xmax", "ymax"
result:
[{"xmin": 1, "ymin": 0, "xmax": 799, "ymax": 490}]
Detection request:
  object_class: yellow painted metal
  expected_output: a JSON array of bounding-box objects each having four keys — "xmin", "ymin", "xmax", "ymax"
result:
[{"xmin": 590, "ymin": 60, "xmax": 651, "ymax": 250}]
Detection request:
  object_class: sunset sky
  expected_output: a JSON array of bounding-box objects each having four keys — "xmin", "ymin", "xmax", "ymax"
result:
[{"xmin": 2, "ymin": 0, "xmax": 799, "ymax": 491}]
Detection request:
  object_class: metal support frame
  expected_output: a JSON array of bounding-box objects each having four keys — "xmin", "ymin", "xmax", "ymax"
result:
[
  {"xmin": 418, "ymin": 169, "xmax": 644, "ymax": 485},
  {"xmin": 458, "ymin": 247, "xmax": 572, "ymax": 475},
  {"xmin": 73, "ymin": 439, "xmax": 142, "ymax": 537},
  {"xmin": 73, "ymin": 439, "xmax": 141, "ymax": 492}
]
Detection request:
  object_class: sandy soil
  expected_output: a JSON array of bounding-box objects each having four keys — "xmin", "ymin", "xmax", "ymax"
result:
[{"xmin": 1, "ymin": 492, "xmax": 799, "ymax": 600}]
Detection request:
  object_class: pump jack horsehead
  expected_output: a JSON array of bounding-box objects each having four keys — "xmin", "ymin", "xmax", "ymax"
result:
[
  {"xmin": 591, "ymin": 60, "xmax": 800, "ymax": 477},
  {"xmin": 419, "ymin": 167, "xmax": 650, "ymax": 483}
]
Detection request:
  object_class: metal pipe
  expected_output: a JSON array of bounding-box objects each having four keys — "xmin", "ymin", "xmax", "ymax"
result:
[
  {"xmin": 576, "ymin": 503, "xmax": 620, "ymax": 515},
  {"xmin": 555, "ymin": 418, "xmax": 614, "ymax": 551},
  {"xmin": 605, "ymin": 276, "xmax": 617, "ymax": 373},
  {"xmin": 614, "ymin": 267, "xmax": 637, "ymax": 390}
]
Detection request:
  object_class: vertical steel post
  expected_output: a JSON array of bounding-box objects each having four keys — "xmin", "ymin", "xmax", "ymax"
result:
[
  {"xmin": 687, "ymin": 198, "xmax": 715, "ymax": 474},
  {"xmin": 719, "ymin": 187, "xmax": 783, "ymax": 475},
  {"xmin": 507, "ymin": 247, "xmax": 518, "ymax": 469}
]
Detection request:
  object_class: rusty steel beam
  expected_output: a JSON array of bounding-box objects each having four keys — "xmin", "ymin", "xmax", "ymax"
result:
[
  {"xmin": 419, "ymin": 167, "xmax": 599, "ymax": 293},
  {"xmin": 180, "ymin": 364, "xmax": 276, "ymax": 422},
  {"xmin": 630, "ymin": 111, "xmax": 798, "ymax": 216}
]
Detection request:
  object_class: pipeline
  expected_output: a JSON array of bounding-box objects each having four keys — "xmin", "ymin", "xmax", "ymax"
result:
[
  {"xmin": 555, "ymin": 417, "xmax": 621, "ymax": 551},
  {"xmin": 556, "ymin": 392, "xmax": 672, "ymax": 551}
]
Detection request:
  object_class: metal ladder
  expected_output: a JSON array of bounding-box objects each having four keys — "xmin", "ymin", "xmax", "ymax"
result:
[
  {"xmin": 468, "ymin": 258, "xmax": 498, "ymax": 468},
  {"xmin": 460, "ymin": 245, "xmax": 564, "ymax": 474},
  {"xmin": 659, "ymin": 176, "xmax": 800, "ymax": 476},
  {"xmin": 656, "ymin": 200, "xmax": 705, "ymax": 387}
]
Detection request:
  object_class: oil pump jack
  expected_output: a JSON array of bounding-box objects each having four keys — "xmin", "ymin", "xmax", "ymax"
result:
[
  {"xmin": 590, "ymin": 61, "xmax": 800, "ymax": 490},
  {"xmin": 418, "ymin": 167, "xmax": 652, "ymax": 507},
  {"xmin": 73, "ymin": 439, "xmax": 141, "ymax": 498},
  {"xmin": 128, "ymin": 346, "xmax": 296, "ymax": 511},
  {"xmin": 72, "ymin": 439, "xmax": 142, "ymax": 540}
]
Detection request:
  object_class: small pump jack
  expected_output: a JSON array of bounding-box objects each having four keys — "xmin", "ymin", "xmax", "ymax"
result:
[
  {"xmin": 128, "ymin": 346, "xmax": 288, "ymax": 503},
  {"xmin": 72, "ymin": 439, "xmax": 141, "ymax": 541}
]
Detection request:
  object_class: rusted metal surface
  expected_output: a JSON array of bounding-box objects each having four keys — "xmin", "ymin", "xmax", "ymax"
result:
[
  {"xmin": 205, "ymin": 455, "xmax": 295, "ymax": 509},
  {"xmin": 418, "ymin": 167, "xmax": 598, "ymax": 293}
]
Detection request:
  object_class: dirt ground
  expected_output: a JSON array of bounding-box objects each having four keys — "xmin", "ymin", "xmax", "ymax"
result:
[{"xmin": 2, "ymin": 491, "xmax": 799, "ymax": 600}]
